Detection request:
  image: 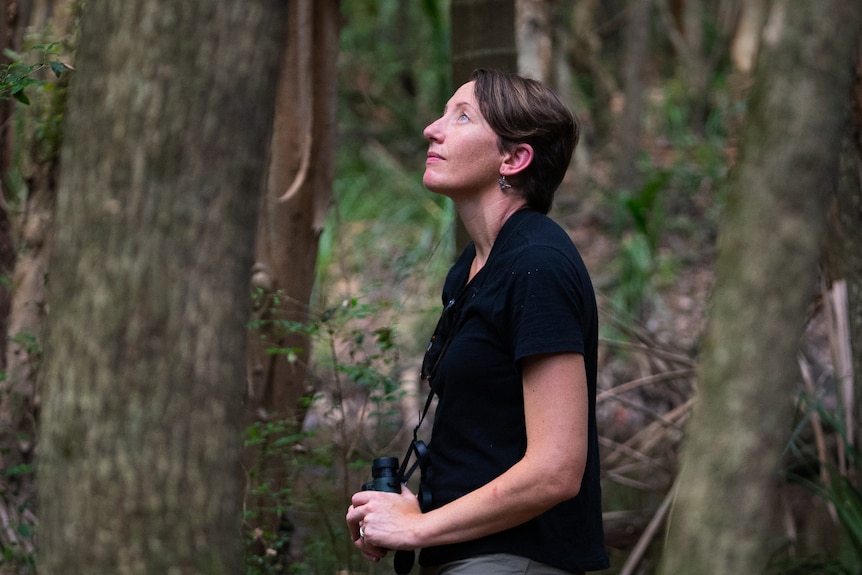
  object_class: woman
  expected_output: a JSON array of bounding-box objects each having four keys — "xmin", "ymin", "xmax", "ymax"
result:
[{"xmin": 346, "ymin": 69, "xmax": 609, "ymax": 574}]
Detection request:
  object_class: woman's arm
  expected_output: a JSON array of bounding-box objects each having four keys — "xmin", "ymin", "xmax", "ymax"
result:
[{"xmin": 346, "ymin": 352, "xmax": 589, "ymax": 555}]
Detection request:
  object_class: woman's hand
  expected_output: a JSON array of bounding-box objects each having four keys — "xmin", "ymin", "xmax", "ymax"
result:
[
  {"xmin": 346, "ymin": 485, "xmax": 422, "ymax": 562},
  {"xmin": 347, "ymin": 353, "xmax": 588, "ymax": 558}
]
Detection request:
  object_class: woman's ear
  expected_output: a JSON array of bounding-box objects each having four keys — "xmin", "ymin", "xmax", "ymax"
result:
[{"xmin": 500, "ymin": 143, "xmax": 534, "ymax": 177}]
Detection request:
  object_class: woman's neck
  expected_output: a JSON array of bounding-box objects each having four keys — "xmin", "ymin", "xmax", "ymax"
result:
[{"xmin": 457, "ymin": 194, "xmax": 527, "ymax": 275}]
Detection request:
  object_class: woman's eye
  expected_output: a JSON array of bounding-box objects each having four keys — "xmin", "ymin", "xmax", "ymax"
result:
[{"xmin": 457, "ymin": 113, "xmax": 469, "ymax": 121}]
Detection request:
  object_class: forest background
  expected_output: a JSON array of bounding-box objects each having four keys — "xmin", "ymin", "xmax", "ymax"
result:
[{"xmin": 0, "ymin": 0, "xmax": 860, "ymax": 574}]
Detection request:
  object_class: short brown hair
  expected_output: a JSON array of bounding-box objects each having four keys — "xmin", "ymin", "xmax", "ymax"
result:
[{"xmin": 471, "ymin": 68, "xmax": 579, "ymax": 214}]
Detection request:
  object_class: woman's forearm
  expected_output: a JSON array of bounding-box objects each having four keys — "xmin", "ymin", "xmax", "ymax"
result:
[{"xmin": 411, "ymin": 450, "xmax": 582, "ymax": 548}]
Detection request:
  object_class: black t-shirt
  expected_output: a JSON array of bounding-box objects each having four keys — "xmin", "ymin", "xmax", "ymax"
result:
[{"xmin": 418, "ymin": 209, "xmax": 609, "ymax": 572}]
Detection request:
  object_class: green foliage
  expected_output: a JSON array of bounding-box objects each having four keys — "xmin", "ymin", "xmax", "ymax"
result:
[
  {"xmin": 817, "ymin": 470, "xmax": 862, "ymax": 563},
  {"xmin": 0, "ymin": 334, "xmax": 40, "ymax": 571},
  {"xmin": 774, "ymin": 393, "xmax": 862, "ymax": 575},
  {"xmin": 0, "ymin": 455, "xmax": 36, "ymax": 573},
  {"xmin": 326, "ymin": 0, "xmax": 454, "ymax": 294},
  {"xmin": 339, "ymin": 0, "xmax": 449, "ymax": 144},
  {"xmin": 1, "ymin": 540, "xmax": 36, "ymax": 574},
  {"xmin": 611, "ymin": 170, "xmax": 677, "ymax": 316},
  {"xmin": 0, "ymin": 42, "xmax": 72, "ymax": 105},
  {"xmin": 622, "ymin": 170, "xmax": 671, "ymax": 256},
  {"xmin": 605, "ymin": 67, "xmax": 733, "ymax": 321},
  {"xmin": 243, "ymin": 417, "xmax": 306, "ymax": 575},
  {"xmin": 3, "ymin": 35, "xmax": 75, "ymax": 212},
  {"xmin": 9, "ymin": 330, "xmax": 42, "ymax": 359},
  {"xmin": 244, "ymin": 291, "xmax": 410, "ymax": 574}
]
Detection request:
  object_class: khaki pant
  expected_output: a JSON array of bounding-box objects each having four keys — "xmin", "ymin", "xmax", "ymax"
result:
[{"xmin": 418, "ymin": 553, "xmax": 583, "ymax": 575}]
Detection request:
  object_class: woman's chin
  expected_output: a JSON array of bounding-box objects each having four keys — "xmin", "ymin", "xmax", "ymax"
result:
[{"xmin": 422, "ymin": 177, "xmax": 446, "ymax": 195}]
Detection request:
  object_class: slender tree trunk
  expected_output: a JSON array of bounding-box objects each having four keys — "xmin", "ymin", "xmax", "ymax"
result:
[
  {"xmin": 0, "ymin": 1, "xmax": 75, "ymax": 566},
  {"xmin": 0, "ymin": 1, "xmax": 23, "ymax": 528},
  {"xmin": 617, "ymin": 0, "xmax": 650, "ymax": 192},
  {"xmin": 37, "ymin": 1, "xmax": 288, "ymax": 573},
  {"xmin": 451, "ymin": 0, "xmax": 517, "ymax": 86},
  {"xmin": 244, "ymin": 0, "xmax": 340, "ymax": 557},
  {"xmin": 567, "ymin": 0, "xmax": 615, "ymax": 139},
  {"xmin": 0, "ymin": 1, "xmax": 19, "ymax": 356},
  {"xmin": 659, "ymin": 1, "xmax": 862, "ymax": 573},
  {"xmin": 851, "ymin": 53, "xmax": 862, "ymax": 454},
  {"xmin": 730, "ymin": 0, "xmax": 768, "ymax": 74},
  {"xmin": 451, "ymin": 0, "xmax": 517, "ymax": 252},
  {"xmin": 0, "ymin": 158, "xmax": 56, "ymax": 567},
  {"xmin": 660, "ymin": 0, "xmax": 741, "ymax": 130},
  {"xmin": 825, "ymin": 53, "xmax": 862, "ymax": 454},
  {"xmin": 516, "ymin": 0, "xmax": 554, "ymax": 81}
]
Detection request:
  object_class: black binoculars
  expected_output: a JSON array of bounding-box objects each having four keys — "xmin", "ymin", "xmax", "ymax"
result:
[{"xmin": 361, "ymin": 456, "xmax": 402, "ymax": 493}]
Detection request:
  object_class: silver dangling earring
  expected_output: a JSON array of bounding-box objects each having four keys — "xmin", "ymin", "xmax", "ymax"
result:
[{"xmin": 498, "ymin": 175, "xmax": 512, "ymax": 190}]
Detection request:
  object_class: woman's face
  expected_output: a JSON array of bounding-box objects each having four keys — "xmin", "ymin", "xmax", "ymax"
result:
[{"xmin": 422, "ymin": 81, "xmax": 504, "ymax": 197}]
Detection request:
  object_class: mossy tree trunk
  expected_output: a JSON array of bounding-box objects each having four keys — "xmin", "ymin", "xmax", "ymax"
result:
[
  {"xmin": 37, "ymin": 1, "xmax": 288, "ymax": 573},
  {"xmin": 658, "ymin": 1, "xmax": 862, "ymax": 573}
]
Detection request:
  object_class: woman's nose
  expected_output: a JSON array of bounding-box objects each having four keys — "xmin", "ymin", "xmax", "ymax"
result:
[{"xmin": 423, "ymin": 117, "xmax": 442, "ymax": 141}]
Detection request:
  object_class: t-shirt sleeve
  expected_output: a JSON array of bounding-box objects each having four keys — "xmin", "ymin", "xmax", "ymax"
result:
[{"xmin": 504, "ymin": 244, "xmax": 590, "ymax": 366}]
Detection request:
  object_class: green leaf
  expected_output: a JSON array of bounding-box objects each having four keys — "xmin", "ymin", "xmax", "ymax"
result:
[
  {"xmin": 49, "ymin": 61, "xmax": 69, "ymax": 78},
  {"xmin": 12, "ymin": 90, "xmax": 30, "ymax": 105},
  {"xmin": 4, "ymin": 463, "xmax": 33, "ymax": 477}
]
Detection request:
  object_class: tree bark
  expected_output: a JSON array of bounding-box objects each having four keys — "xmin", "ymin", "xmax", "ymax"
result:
[
  {"xmin": 37, "ymin": 1, "xmax": 288, "ymax": 573},
  {"xmin": 659, "ymin": 1, "xmax": 862, "ymax": 573},
  {"xmin": 244, "ymin": 0, "xmax": 340, "ymax": 556}
]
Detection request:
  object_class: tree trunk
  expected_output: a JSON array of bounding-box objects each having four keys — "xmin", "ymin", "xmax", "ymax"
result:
[
  {"xmin": 730, "ymin": 0, "xmax": 768, "ymax": 74},
  {"xmin": 824, "ymin": 53, "xmax": 862, "ymax": 454},
  {"xmin": 851, "ymin": 53, "xmax": 862, "ymax": 455},
  {"xmin": 0, "ymin": 1, "xmax": 75, "ymax": 567},
  {"xmin": 616, "ymin": 0, "xmax": 650, "ymax": 192},
  {"xmin": 566, "ymin": 0, "xmax": 615, "ymax": 140},
  {"xmin": 37, "ymin": 1, "xmax": 288, "ymax": 573},
  {"xmin": 516, "ymin": 0, "xmax": 554, "ymax": 81},
  {"xmin": 244, "ymin": 0, "xmax": 340, "ymax": 557},
  {"xmin": 659, "ymin": 0, "xmax": 740, "ymax": 130},
  {"xmin": 451, "ymin": 0, "xmax": 517, "ymax": 87},
  {"xmin": 451, "ymin": 0, "xmax": 517, "ymax": 252},
  {"xmin": 0, "ymin": 9, "xmax": 25, "ymax": 562},
  {"xmin": 0, "ymin": 0, "xmax": 20, "ymax": 358},
  {"xmin": 658, "ymin": 1, "xmax": 862, "ymax": 573}
]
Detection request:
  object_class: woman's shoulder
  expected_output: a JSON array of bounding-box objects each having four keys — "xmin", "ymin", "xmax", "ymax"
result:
[
  {"xmin": 502, "ymin": 212, "xmax": 580, "ymax": 260},
  {"xmin": 503, "ymin": 209, "xmax": 570, "ymax": 244},
  {"xmin": 491, "ymin": 213, "xmax": 594, "ymax": 294}
]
